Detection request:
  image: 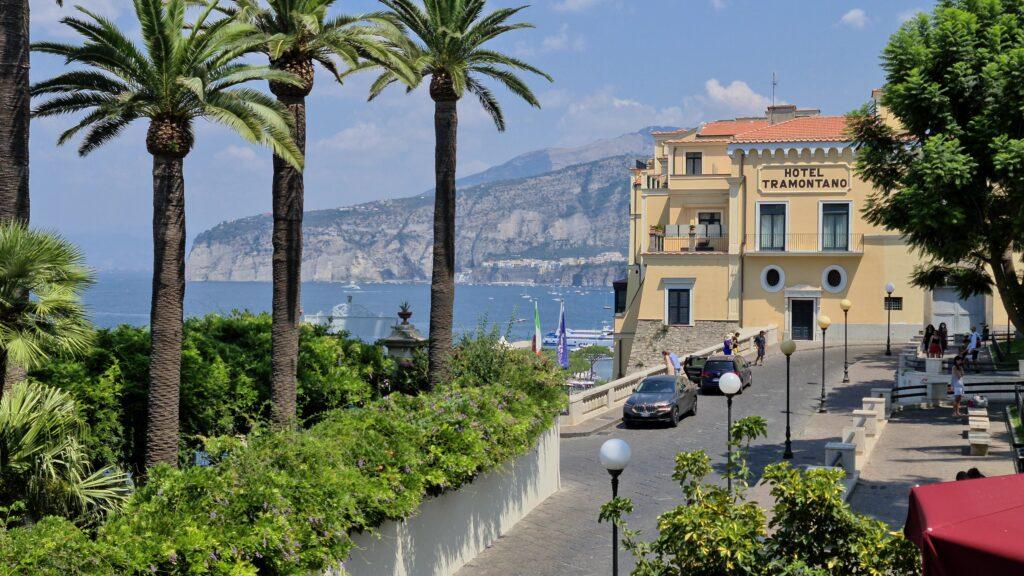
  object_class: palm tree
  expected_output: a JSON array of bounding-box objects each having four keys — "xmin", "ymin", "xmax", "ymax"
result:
[
  {"xmin": 0, "ymin": 380, "xmax": 131, "ymax": 523},
  {"xmin": 371, "ymin": 0, "xmax": 550, "ymax": 388},
  {"xmin": 31, "ymin": 0, "xmax": 303, "ymax": 467},
  {"xmin": 0, "ymin": 224, "xmax": 94, "ymax": 397},
  {"xmin": 223, "ymin": 0, "xmax": 411, "ymax": 425}
]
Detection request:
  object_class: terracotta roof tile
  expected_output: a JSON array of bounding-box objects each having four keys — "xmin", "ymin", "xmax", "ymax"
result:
[
  {"xmin": 731, "ymin": 115, "xmax": 850, "ymax": 143},
  {"xmin": 698, "ymin": 119, "xmax": 768, "ymax": 137}
]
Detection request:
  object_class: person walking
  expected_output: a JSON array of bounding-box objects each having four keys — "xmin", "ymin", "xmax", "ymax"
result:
[
  {"xmin": 967, "ymin": 326, "xmax": 981, "ymax": 372},
  {"xmin": 662, "ymin": 350, "xmax": 681, "ymax": 375},
  {"xmin": 722, "ymin": 335, "xmax": 733, "ymax": 356},
  {"xmin": 938, "ymin": 322, "xmax": 949, "ymax": 355},
  {"xmin": 928, "ymin": 328, "xmax": 942, "ymax": 358},
  {"xmin": 951, "ymin": 354, "xmax": 966, "ymax": 417},
  {"xmin": 753, "ymin": 330, "xmax": 767, "ymax": 365},
  {"xmin": 732, "ymin": 332, "xmax": 740, "ymax": 353},
  {"xmin": 922, "ymin": 324, "xmax": 935, "ymax": 355}
]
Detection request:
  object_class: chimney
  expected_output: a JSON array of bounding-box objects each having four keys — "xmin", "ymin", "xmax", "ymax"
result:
[{"xmin": 767, "ymin": 104, "xmax": 797, "ymax": 125}]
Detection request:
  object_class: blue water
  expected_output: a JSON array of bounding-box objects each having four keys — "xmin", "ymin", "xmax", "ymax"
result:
[{"xmin": 85, "ymin": 272, "xmax": 615, "ymax": 343}]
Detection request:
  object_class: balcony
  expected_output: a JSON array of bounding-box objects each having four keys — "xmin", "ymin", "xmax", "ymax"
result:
[
  {"xmin": 648, "ymin": 233, "xmax": 729, "ymax": 254},
  {"xmin": 743, "ymin": 233, "xmax": 864, "ymax": 255}
]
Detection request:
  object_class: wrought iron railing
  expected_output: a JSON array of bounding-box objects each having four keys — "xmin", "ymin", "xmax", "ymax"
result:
[{"xmin": 743, "ymin": 233, "xmax": 864, "ymax": 254}]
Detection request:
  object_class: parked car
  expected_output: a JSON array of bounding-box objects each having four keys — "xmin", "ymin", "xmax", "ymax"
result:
[
  {"xmin": 622, "ymin": 375, "xmax": 697, "ymax": 427},
  {"xmin": 699, "ymin": 354, "xmax": 752, "ymax": 393}
]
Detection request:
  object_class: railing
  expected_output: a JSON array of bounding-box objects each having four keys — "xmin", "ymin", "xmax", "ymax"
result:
[
  {"xmin": 743, "ymin": 233, "xmax": 864, "ymax": 254},
  {"xmin": 660, "ymin": 234, "xmax": 729, "ymax": 253}
]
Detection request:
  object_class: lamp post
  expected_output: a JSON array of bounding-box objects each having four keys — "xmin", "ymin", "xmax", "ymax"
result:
[
  {"xmin": 840, "ymin": 299, "xmax": 852, "ymax": 383},
  {"xmin": 780, "ymin": 339, "xmax": 796, "ymax": 460},
  {"xmin": 818, "ymin": 314, "xmax": 831, "ymax": 413},
  {"xmin": 719, "ymin": 372, "xmax": 743, "ymax": 492},
  {"xmin": 600, "ymin": 439, "xmax": 631, "ymax": 576},
  {"xmin": 885, "ymin": 282, "xmax": 895, "ymax": 356}
]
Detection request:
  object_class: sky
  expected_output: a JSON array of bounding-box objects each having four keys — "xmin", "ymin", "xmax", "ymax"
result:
[{"xmin": 27, "ymin": 0, "xmax": 935, "ymax": 269}]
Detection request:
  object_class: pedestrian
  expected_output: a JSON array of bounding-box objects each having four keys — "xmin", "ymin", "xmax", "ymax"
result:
[
  {"xmin": 662, "ymin": 350, "xmax": 681, "ymax": 375},
  {"xmin": 722, "ymin": 335, "xmax": 733, "ymax": 356},
  {"xmin": 950, "ymin": 355, "xmax": 965, "ymax": 417},
  {"xmin": 732, "ymin": 331, "xmax": 740, "ymax": 353},
  {"xmin": 753, "ymin": 330, "xmax": 767, "ymax": 365},
  {"xmin": 922, "ymin": 324, "xmax": 935, "ymax": 355},
  {"xmin": 938, "ymin": 322, "xmax": 948, "ymax": 355},
  {"xmin": 928, "ymin": 329, "xmax": 942, "ymax": 358},
  {"xmin": 967, "ymin": 325, "xmax": 981, "ymax": 372}
]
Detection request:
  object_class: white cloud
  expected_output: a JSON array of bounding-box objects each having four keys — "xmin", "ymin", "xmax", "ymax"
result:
[
  {"xmin": 701, "ymin": 79, "xmax": 771, "ymax": 115},
  {"xmin": 898, "ymin": 7, "xmax": 925, "ymax": 23},
  {"xmin": 840, "ymin": 8, "xmax": 868, "ymax": 29},
  {"xmin": 215, "ymin": 145, "xmax": 263, "ymax": 168},
  {"xmin": 552, "ymin": 0, "xmax": 607, "ymax": 12},
  {"xmin": 711, "ymin": 0, "xmax": 728, "ymax": 10},
  {"xmin": 31, "ymin": 0, "xmax": 125, "ymax": 37},
  {"xmin": 516, "ymin": 24, "xmax": 585, "ymax": 56}
]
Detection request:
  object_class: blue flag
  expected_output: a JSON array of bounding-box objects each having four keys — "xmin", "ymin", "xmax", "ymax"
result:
[{"xmin": 557, "ymin": 301, "xmax": 569, "ymax": 369}]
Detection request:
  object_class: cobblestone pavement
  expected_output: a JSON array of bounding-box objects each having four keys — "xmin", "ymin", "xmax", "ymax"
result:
[{"xmin": 457, "ymin": 345, "xmax": 880, "ymax": 576}]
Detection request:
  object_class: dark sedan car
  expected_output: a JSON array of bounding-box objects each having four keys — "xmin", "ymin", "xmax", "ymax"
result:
[
  {"xmin": 622, "ymin": 375, "xmax": 697, "ymax": 427},
  {"xmin": 699, "ymin": 354, "xmax": 752, "ymax": 393}
]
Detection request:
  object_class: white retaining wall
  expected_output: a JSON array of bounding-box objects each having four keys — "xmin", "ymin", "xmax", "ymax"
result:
[{"xmin": 340, "ymin": 423, "xmax": 560, "ymax": 576}]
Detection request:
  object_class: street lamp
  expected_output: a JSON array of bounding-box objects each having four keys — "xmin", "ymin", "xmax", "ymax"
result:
[
  {"xmin": 719, "ymin": 371, "xmax": 743, "ymax": 493},
  {"xmin": 780, "ymin": 339, "xmax": 797, "ymax": 460},
  {"xmin": 600, "ymin": 439, "xmax": 631, "ymax": 576},
  {"xmin": 818, "ymin": 314, "xmax": 831, "ymax": 413},
  {"xmin": 840, "ymin": 299, "xmax": 852, "ymax": 383},
  {"xmin": 885, "ymin": 282, "xmax": 895, "ymax": 356}
]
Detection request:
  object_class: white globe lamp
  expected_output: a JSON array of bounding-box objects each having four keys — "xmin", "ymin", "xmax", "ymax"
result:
[{"xmin": 719, "ymin": 371, "xmax": 742, "ymax": 396}]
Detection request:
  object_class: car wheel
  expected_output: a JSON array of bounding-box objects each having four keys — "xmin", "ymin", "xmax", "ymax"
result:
[
  {"xmin": 669, "ymin": 406, "xmax": 679, "ymax": 427},
  {"xmin": 688, "ymin": 397, "xmax": 698, "ymax": 416}
]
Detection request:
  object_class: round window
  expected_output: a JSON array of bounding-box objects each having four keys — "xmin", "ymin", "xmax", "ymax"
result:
[
  {"xmin": 822, "ymin": 265, "xmax": 847, "ymax": 293},
  {"xmin": 760, "ymin": 265, "xmax": 785, "ymax": 293}
]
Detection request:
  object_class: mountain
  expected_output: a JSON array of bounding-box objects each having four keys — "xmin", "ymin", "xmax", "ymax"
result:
[{"xmin": 186, "ymin": 127, "xmax": 674, "ymax": 286}]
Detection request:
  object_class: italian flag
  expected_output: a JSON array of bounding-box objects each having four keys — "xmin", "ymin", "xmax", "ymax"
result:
[{"xmin": 533, "ymin": 301, "xmax": 543, "ymax": 355}]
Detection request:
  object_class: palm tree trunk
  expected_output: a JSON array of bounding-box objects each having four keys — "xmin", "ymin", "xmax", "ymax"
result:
[
  {"xmin": 145, "ymin": 154, "xmax": 186, "ymax": 469},
  {"xmin": 0, "ymin": 1, "xmax": 32, "ymax": 398},
  {"xmin": 0, "ymin": 0, "xmax": 30, "ymax": 224},
  {"xmin": 428, "ymin": 97, "xmax": 458, "ymax": 388},
  {"xmin": 270, "ymin": 96, "xmax": 305, "ymax": 426}
]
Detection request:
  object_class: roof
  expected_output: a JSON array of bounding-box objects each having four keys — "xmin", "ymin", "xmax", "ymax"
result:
[
  {"xmin": 698, "ymin": 119, "xmax": 767, "ymax": 137},
  {"xmin": 731, "ymin": 115, "xmax": 850, "ymax": 143}
]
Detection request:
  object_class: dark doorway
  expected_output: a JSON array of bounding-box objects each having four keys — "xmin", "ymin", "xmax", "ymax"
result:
[{"xmin": 791, "ymin": 300, "xmax": 814, "ymax": 341}]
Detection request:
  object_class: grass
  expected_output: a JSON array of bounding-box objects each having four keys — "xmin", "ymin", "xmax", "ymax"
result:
[{"xmin": 1009, "ymin": 406, "xmax": 1023, "ymax": 445}]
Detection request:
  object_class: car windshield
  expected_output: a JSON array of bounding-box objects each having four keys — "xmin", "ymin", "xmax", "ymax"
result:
[
  {"xmin": 704, "ymin": 360, "xmax": 736, "ymax": 372},
  {"xmin": 636, "ymin": 379, "xmax": 674, "ymax": 393}
]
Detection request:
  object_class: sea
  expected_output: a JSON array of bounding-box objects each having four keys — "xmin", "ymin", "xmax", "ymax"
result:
[{"xmin": 86, "ymin": 272, "xmax": 615, "ymax": 345}]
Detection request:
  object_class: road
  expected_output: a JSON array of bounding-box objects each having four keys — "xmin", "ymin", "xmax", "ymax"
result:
[{"xmin": 457, "ymin": 345, "xmax": 879, "ymax": 576}]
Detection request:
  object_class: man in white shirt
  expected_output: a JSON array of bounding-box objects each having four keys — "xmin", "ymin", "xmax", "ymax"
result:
[{"xmin": 966, "ymin": 326, "xmax": 981, "ymax": 372}]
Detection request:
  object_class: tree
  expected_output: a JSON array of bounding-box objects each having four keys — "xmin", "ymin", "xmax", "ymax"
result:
[
  {"xmin": 0, "ymin": 380, "xmax": 131, "ymax": 523},
  {"xmin": 371, "ymin": 0, "xmax": 551, "ymax": 388},
  {"xmin": 222, "ymin": 0, "xmax": 409, "ymax": 426},
  {"xmin": 0, "ymin": 224, "xmax": 93, "ymax": 396},
  {"xmin": 32, "ymin": 0, "xmax": 303, "ymax": 467},
  {"xmin": 849, "ymin": 0, "xmax": 1024, "ymax": 334}
]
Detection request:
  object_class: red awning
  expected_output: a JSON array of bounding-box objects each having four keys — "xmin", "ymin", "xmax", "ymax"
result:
[{"xmin": 905, "ymin": 474, "xmax": 1024, "ymax": 576}]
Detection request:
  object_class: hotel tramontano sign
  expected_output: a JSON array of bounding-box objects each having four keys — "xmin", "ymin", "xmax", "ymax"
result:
[{"xmin": 758, "ymin": 164, "xmax": 851, "ymax": 193}]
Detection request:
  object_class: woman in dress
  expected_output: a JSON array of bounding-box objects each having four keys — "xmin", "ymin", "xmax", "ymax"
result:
[
  {"xmin": 938, "ymin": 322, "xmax": 949, "ymax": 355},
  {"xmin": 922, "ymin": 324, "xmax": 935, "ymax": 355},
  {"xmin": 928, "ymin": 328, "xmax": 943, "ymax": 358},
  {"xmin": 951, "ymin": 355, "xmax": 966, "ymax": 417}
]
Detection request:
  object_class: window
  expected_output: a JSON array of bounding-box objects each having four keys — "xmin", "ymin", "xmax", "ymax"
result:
[
  {"xmin": 667, "ymin": 289, "xmax": 691, "ymax": 325},
  {"xmin": 685, "ymin": 152, "xmax": 703, "ymax": 175},
  {"xmin": 613, "ymin": 280, "xmax": 627, "ymax": 314},
  {"xmin": 698, "ymin": 212, "xmax": 723, "ymax": 237},
  {"xmin": 822, "ymin": 265, "xmax": 848, "ymax": 293},
  {"xmin": 760, "ymin": 265, "xmax": 785, "ymax": 292},
  {"xmin": 885, "ymin": 296, "xmax": 903, "ymax": 311},
  {"xmin": 759, "ymin": 204, "xmax": 786, "ymax": 251},
  {"xmin": 821, "ymin": 203, "xmax": 850, "ymax": 251}
]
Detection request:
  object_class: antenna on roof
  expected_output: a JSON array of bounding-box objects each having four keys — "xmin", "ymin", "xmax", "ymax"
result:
[{"xmin": 771, "ymin": 72, "xmax": 777, "ymax": 107}]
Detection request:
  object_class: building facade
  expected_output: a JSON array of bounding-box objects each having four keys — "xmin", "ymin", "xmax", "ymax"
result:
[{"xmin": 612, "ymin": 91, "xmax": 1010, "ymax": 377}]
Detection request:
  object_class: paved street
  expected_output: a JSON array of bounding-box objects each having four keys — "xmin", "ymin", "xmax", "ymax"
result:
[{"xmin": 457, "ymin": 344, "xmax": 878, "ymax": 576}]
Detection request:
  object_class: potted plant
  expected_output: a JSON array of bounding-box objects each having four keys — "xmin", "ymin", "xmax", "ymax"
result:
[{"xmin": 398, "ymin": 301, "xmax": 413, "ymax": 324}]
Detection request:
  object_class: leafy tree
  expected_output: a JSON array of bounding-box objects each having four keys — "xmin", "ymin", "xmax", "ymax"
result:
[
  {"xmin": 849, "ymin": 0, "xmax": 1024, "ymax": 332},
  {"xmin": 569, "ymin": 345, "xmax": 611, "ymax": 377},
  {"xmin": 371, "ymin": 0, "xmax": 551, "ymax": 388},
  {"xmin": 0, "ymin": 381, "xmax": 130, "ymax": 524},
  {"xmin": 0, "ymin": 224, "xmax": 93, "ymax": 395},
  {"xmin": 31, "ymin": 0, "xmax": 303, "ymax": 467},
  {"xmin": 221, "ymin": 0, "xmax": 411, "ymax": 426}
]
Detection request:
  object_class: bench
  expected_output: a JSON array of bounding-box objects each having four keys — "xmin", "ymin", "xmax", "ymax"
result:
[
  {"xmin": 968, "ymin": 417, "xmax": 989, "ymax": 432},
  {"xmin": 968, "ymin": 431, "xmax": 991, "ymax": 456}
]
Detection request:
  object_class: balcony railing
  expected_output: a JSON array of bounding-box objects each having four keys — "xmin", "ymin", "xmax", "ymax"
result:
[
  {"xmin": 650, "ymin": 234, "xmax": 729, "ymax": 253},
  {"xmin": 743, "ymin": 233, "xmax": 864, "ymax": 254}
]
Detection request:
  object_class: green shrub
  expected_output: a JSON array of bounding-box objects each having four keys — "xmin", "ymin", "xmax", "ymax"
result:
[
  {"xmin": 28, "ymin": 312, "xmax": 384, "ymax": 472},
  {"xmin": 3, "ymin": 334, "xmax": 564, "ymax": 575}
]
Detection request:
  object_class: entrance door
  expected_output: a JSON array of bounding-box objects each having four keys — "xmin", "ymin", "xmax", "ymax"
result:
[
  {"xmin": 791, "ymin": 300, "xmax": 814, "ymax": 341},
  {"xmin": 932, "ymin": 287, "xmax": 984, "ymax": 335}
]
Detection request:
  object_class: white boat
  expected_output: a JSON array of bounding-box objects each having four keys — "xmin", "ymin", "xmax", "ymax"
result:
[
  {"xmin": 542, "ymin": 326, "xmax": 614, "ymax": 350},
  {"xmin": 303, "ymin": 296, "xmax": 391, "ymax": 342},
  {"xmin": 344, "ymin": 280, "xmax": 361, "ymax": 290}
]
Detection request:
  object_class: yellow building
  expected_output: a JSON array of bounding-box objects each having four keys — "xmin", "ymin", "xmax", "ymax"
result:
[{"xmin": 612, "ymin": 91, "xmax": 1010, "ymax": 377}]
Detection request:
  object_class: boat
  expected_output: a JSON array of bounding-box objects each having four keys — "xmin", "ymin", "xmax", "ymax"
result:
[
  {"xmin": 302, "ymin": 295, "xmax": 391, "ymax": 342},
  {"xmin": 344, "ymin": 280, "xmax": 361, "ymax": 290},
  {"xmin": 542, "ymin": 326, "xmax": 614, "ymax": 350}
]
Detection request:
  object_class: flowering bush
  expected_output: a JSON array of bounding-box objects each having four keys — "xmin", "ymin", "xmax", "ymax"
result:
[{"xmin": 1, "ymin": 333, "xmax": 564, "ymax": 575}]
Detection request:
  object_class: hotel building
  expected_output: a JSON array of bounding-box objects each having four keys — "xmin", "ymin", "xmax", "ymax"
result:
[{"xmin": 612, "ymin": 90, "xmax": 1011, "ymax": 377}]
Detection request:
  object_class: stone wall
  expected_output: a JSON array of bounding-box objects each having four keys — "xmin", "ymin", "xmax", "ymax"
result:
[{"xmin": 627, "ymin": 320, "xmax": 739, "ymax": 370}]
